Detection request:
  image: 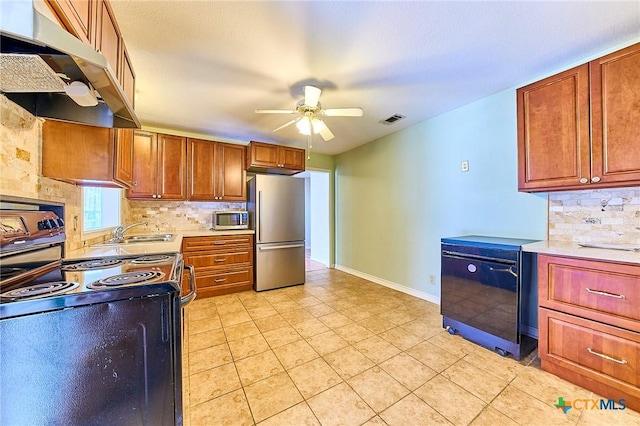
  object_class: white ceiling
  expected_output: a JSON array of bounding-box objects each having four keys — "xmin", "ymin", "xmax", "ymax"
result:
[{"xmin": 110, "ymin": 1, "xmax": 640, "ymax": 155}]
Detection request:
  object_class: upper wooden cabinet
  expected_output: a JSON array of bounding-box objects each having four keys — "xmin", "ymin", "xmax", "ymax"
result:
[
  {"xmin": 42, "ymin": 120, "xmax": 133, "ymax": 188},
  {"xmin": 46, "ymin": 0, "xmax": 135, "ymax": 109},
  {"xmin": 46, "ymin": 0, "xmax": 94, "ymax": 45},
  {"xmin": 517, "ymin": 42, "xmax": 640, "ymax": 192},
  {"xmin": 94, "ymin": 0, "xmax": 120, "ymax": 78},
  {"xmin": 127, "ymin": 131, "xmax": 187, "ymax": 200},
  {"xmin": 247, "ymin": 141, "xmax": 305, "ymax": 175},
  {"xmin": 187, "ymin": 139, "xmax": 246, "ymax": 201},
  {"xmin": 246, "ymin": 141, "xmax": 306, "ymax": 175}
]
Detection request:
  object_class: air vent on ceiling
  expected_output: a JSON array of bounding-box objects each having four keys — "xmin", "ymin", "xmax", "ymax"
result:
[{"xmin": 379, "ymin": 114, "xmax": 406, "ymax": 125}]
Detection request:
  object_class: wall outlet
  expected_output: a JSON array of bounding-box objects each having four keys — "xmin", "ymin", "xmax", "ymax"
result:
[
  {"xmin": 429, "ymin": 274, "xmax": 436, "ymax": 284},
  {"xmin": 461, "ymin": 161, "xmax": 469, "ymax": 172}
]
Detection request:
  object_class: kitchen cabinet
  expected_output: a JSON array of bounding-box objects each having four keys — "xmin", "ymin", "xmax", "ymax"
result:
[
  {"xmin": 45, "ymin": 0, "xmax": 136, "ymax": 109},
  {"xmin": 187, "ymin": 139, "xmax": 246, "ymax": 201},
  {"xmin": 45, "ymin": 0, "xmax": 95, "ymax": 45},
  {"xmin": 181, "ymin": 235, "xmax": 254, "ymax": 299},
  {"xmin": 42, "ymin": 120, "xmax": 133, "ymax": 188},
  {"xmin": 517, "ymin": 42, "xmax": 640, "ymax": 192},
  {"xmin": 127, "ymin": 131, "xmax": 187, "ymax": 200},
  {"xmin": 246, "ymin": 141, "xmax": 306, "ymax": 175},
  {"xmin": 538, "ymin": 254, "xmax": 640, "ymax": 411}
]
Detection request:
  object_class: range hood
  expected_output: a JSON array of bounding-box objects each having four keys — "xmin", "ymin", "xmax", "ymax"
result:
[{"xmin": 0, "ymin": 1, "xmax": 139, "ymax": 128}]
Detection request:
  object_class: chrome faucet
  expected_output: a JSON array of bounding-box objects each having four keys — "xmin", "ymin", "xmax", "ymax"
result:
[{"xmin": 112, "ymin": 221, "xmax": 148, "ymax": 242}]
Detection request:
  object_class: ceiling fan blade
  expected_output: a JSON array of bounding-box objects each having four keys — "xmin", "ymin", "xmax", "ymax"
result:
[
  {"xmin": 322, "ymin": 107, "xmax": 363, "ymax": 117},
  {"xmin": 304, "ymin": 85, "xmax": 321, "ymax": 108},
  {"xmin": 318, "ymin": 123, "xmax": 335, "ymax": 141},
  {"xmin": 255, "ymin": 109, "xmax": 297, "ymax": 114},
  {"xmin": 272, "ymin": 117, "xmax": 301, "ymax": 132}
]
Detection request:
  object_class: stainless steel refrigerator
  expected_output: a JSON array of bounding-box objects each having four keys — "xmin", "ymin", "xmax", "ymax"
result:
[{"xmin": 248, "ymin": 174, "xmax": 305, "ymax": 291}]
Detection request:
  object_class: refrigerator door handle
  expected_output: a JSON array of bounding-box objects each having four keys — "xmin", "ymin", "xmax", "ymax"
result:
[
  {"xmin": 259, "ymin": 244, "xmax": 305, "ymax": 251},
  {"xmin": 258, "ymin": 190, "xmax": 262, "ymax": 243}
]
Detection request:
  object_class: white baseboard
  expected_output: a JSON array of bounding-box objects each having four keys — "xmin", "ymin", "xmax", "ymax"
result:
[{"xmin": 334, "ymin": 264, "xmax": 440, "ymax": 305}]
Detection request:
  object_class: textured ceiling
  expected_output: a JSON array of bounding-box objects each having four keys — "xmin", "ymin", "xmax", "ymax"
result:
[{"xmin": 110, "ymin": 1, "xmax": 640, "ymax": 155}]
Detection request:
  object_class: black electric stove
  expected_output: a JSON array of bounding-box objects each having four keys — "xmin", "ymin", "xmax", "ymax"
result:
[{"xmin": 0, "ymin": 209, "xmax": 195, "ymax": 425}]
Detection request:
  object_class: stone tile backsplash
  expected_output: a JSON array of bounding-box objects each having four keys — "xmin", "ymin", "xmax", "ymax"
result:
[
  {"xmin": 548, "ymin": 187, "xmax": 640, "ymax": 245},
  {"xmin": 124, "ymin": 200, "xmax": 246, "ymax": 232}
]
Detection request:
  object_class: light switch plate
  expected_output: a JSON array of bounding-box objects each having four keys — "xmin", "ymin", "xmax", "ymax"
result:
[{"xmin": 461, "ymin": 161, "xmax": 469, "ymax": 172}]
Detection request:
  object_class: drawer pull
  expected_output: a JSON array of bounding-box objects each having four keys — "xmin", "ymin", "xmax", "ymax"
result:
[
  {"xmin": 214, "ymin": 278, "xmax": 227, "ymax": 283},
  {"xmin": 586, "ymin": 347, "xmax": 628, "ymax": 365},
  {"xmin": 585, "ymin": 288, "xmax": 625, "ymax": 299},
  {"xmin": 214, "ymin": 258, "xmax": 226, "ymax": 262},
  {"xmin": 213, "ymin": 241, "xmax": 226, "ymax": 245}
]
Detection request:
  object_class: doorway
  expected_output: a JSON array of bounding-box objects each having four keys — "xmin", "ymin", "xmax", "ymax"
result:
[{"xmin": 295, "ymin": 170, "xmax": 330, "ymax": 271}]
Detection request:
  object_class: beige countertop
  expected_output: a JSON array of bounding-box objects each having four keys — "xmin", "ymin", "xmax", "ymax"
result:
[
  {"xmin": 65, "ymin": 229, "xmax": 255, "ymax": 260},
  {"xmin": 523, "ymin": 240, "xmax": 640, "ymax": 265}
]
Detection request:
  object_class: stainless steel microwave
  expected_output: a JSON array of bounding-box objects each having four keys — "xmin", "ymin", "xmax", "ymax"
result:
[{"xmin": 213, "ymin": 210, "xmax": 249, "ymax": 230}]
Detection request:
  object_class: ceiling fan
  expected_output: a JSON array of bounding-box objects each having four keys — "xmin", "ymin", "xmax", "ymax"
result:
[{"xmin": 255, "ymin": 85, "xmax": 363, "ymax": 141}]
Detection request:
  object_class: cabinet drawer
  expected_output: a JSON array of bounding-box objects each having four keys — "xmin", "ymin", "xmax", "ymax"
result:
[
  {"xmin": 540, "ymin": 308, "xmax": 640, "ymax": 389},
  {"xmin": 539, "ymin": 255, "xmax": 640, "ymax": 327},
  {"xmin": 182, "ymin": 235, "xmax": 253, "ymax": 251},
  {"xmin": 185, "ymin": 248, "xmax": 252, "ymax": 270},
  {"xmin": 197, "ymin": 268, "xmax": 252, "ymax": 289}
]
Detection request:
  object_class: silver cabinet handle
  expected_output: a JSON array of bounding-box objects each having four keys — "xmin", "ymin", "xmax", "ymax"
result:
[
  {"xmin": 214, "ymin": 278, "xmax": 227, "ymax": 283},
  {"xmin": 180, "ymin": 264, "xmax": 197, "ymax": 307},
  {"xmin": 214, "ymin": 258, "xmax": 225, "ymax": 262},
  {"xmin": 585, "ymin": 288, "xmax": 625, "ymax": 299},
  {"xmin": 579, "ymin": 177, "xmax": 589, "ymax": 184},
  {"xmin": 591, "ymin": 176, "xmax": 601, "ymax": 183},
  {"xmin": 587, "ymin": 347, "xmax": 627, "ymax": 364}
]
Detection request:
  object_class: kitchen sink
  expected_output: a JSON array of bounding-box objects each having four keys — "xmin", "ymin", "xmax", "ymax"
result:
[
  {"xmin": 123, "ymin": 234, "xmax": 175, "ymax": 243},
  {"xmin": 92, "ymin": 234, "xmax": 175, "ymax": 247}
]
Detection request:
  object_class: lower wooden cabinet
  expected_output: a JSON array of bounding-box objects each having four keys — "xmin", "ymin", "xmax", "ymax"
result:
[
  {"xmin": 181, "ymin": 234, "xmax": 254, "ymax": 299},
  {"xmin": 538, "ymin": 254, "xmax": 640, "ymax": 411}
]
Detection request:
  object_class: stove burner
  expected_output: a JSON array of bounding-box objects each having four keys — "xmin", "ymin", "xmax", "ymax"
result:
[
  {"xmin": 87, "ymin": 270, "xmax": 166, "ymax": 289},
  {"xmin": 62, "ymin": 258, "xmax": 125, "ymax": 271},
  {"xmin": 1, "ymin": 281, "xmax": 80, "ymax": 300},
  {"xmin": 130, "ymin": 255, "xmax": 172, "ymax": 264}
]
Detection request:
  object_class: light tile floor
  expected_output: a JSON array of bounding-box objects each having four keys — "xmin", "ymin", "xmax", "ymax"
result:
[{"xmin": 182, "ymin": 269, "xmax": 640, "ymax": 426}]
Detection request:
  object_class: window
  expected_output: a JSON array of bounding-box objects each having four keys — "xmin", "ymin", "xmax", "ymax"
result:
[{"xmin": 83, "ymin": 187, "xmax": 121, "ymax": 234}]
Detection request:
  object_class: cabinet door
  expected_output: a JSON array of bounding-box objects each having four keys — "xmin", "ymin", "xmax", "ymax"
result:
[
  {"xmin": 157, "ymin": 134, "xmax": 187, "ymax": 200},
  {"xmin": 217, "ymin": 143, "xmax": 246, "ymax": 201},
  {"xmin": 120, "ymin": 42, "xmax": 135, "ymax": 109},
  {"xmin": 517, "ymin": 64, "xmax": 590, "ymax": 191},
  {"xmin": 280, "ymin": 146, "xmax": 305, "ymax": 171},
  {"xmin": 42, "ymin": 120, "xmax": 115, "ymax": 184},
  {"xmin": 95, "ymin": 0, "xmax": 120, "ymax": 76},
  {"xmin": 248, "ymin": 141, "xmax": 279, "ymax": 168},
  {"xmin": 127, "ymin": 130, "xmax": 157, "ymax": 199},
  {"xmin": 113, "ymin": 128, "xmax": 134, "ymax": 187},
  {"xmin": 187, "ymin": 138, "xmax": 216, "ymax": 201},
  {"xmin": 590, "ymin": 42, "xmax": 640, "ymax": 186},
  {"xmin": 47, "ymin": 0, "xmax": 95, "ymax": 45}
]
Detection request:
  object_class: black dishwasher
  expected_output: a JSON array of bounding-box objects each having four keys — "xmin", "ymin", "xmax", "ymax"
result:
[{"xmin": 441, "ymin": 235, "xmax": 538, "ymax": 360}]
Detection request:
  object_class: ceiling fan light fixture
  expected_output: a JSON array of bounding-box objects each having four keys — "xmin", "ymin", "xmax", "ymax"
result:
[
  {"xmin": 310, "ymin": 117, "xmax": 326, "ymax": 134},
  {"xmin": 296, "ymin": 117, "xmax": 312, "ymax": 135}
]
